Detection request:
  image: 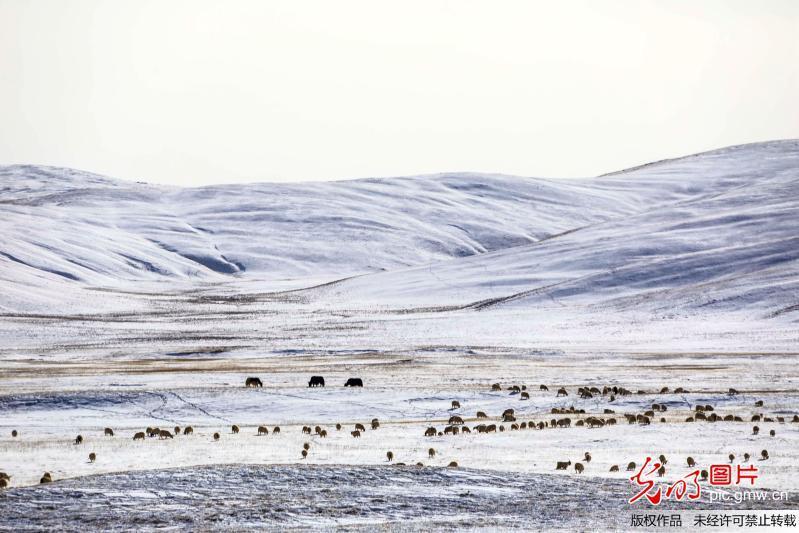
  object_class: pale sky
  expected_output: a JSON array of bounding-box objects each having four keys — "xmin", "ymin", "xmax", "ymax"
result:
[{"xmin": 1, "ymin": 1, "xmax": 797, "ymax": 185}]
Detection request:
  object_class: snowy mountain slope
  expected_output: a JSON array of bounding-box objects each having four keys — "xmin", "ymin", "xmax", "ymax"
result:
[
  {"xmin": 1, "ymin": 140, "xmax": 797, "ymax": 316},
  {"xmin": 315, "ymin": 140, "xmax": 799, "ymax": 317}
]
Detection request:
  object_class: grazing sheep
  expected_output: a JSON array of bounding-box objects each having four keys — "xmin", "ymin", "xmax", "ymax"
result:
[
  {"xmin": 245, "ymin": 377, "xmax": 263, "ymax": 388},
  {"xmin": 448, "ymin": 461, "xmax": 458, "ymax": 468},
  {"xmin": 386, "ymin": 451, "xmax": 394, "ymax": 462},
  {"xmin": 320, "ymin": 430, "xmax": 327, "ymax": 438},
  {"xmin": 302, "ymin": 426, "xmax": 312, "ymax": 434},
  {"xmin": 74, "ymin": 435, "xmax": 83, "ymax": 445},
  {"xmin": 574, "ymin": 463, "xmax": 584, "ymax": 474},
  {"xmin": 476, "ymin": 411, "xmax": 488, "ymax": 419},
  {"xmin": 499, "ymin": 425, "xmax": 505, "ymax": 432},
  {"xmin": 315, "ymin": 426, "xmax": 322, "ymax": 435},
  {"xmin": 486, "ymin": 424, "xmax": 497, "ymax": 433},
  {"xmin": 753, "ymin": 426, "xmax": 760, "ymax": 435},
  {"xmin": 448, "ymin": 416, "xmax": 464, "ymax": 425},
  {"xmin": 273, "ymin": 426, "xmax": 280, "ymax": 434},
  {"xmin": 584, "ymin": 452, "xmax": 592, "ymax": 463},
  {"xmin": 540, "ymin": 385, "xmax": 549, "ymax": 391},
  {"xmin": 232, "ymin": 425, "xmax": 240, "ymax": 434},
  {"xmin": 183, "ymin": 426, "xmax": 193, "ymax": 435},
  {"xmin": 213, "ymin": 432, "xmax": 220, "ymax": 441},
  {"xmin": 351, "ymin": 430, "xmax": 361, "ymax": 438},
  {"xmin": 575, "ymin": 420, "xmax": 584, "ymax": 427},
  {"xmin": 258, "ymin": 426, "xmax": 269, "ymax": 436},
  {"xmin": 555, "ymin": 461, "xmax": 571, "ymax": 470},
  {"xmin": 657, "ymin": 466, "xmax": 665, "ymax": 477},
  {"xmin": 159, "ymin": 430, "xmax": 173, "ymax": 439},
  {"xmin": 371, "ymin": 420, "xmax": 380, "ymax": 430},
  {"xmin": 429, "ymin": 448, "xmax": 436, "ymax": 458},
  {"xmin": 556, "ymin": 387, "xmax": 568, "ymax": 397},
  {"xmin": 104, "ymin": 428, "xmax": 114, "ymax": 437},
  {"xmin": 626, "ymin": 462, "xmax": 636, "ymax": 472},
  {"xmin": 133, "ymin": 432, "xmax": 145, "ymax": 441},
  {"xmin": 89, "ymin": 452, "xmax": 96, "ymax": 463},
  {"xmin": 521, "ymin": 392, "xmax": 530, "ymax": 400},
  {"xmin": 451, "ymin": 400, "xmax": 460, "ymax": 409},
  {"xmin": 303, "ymin": 442, "xmax": 310, "ymax": 451},
  {"xmin": 462, "ymin": 427, "xmax": 471, "ymax": 434},
  {"xmin": 502, "ymin": 409, "xmax": 515, "ymax": 418},
  {"xmin": 770, "ymin": 429, "xmax": 776, "ymax": 437},
  {"xmin": 174, "ymin": 426, "xmax": 181, "ymax": 434},
  {"xmin": 687, "ymin": 457, "xmax": 696, "ymax": 467},
  {"xmin": 610, "ymin": 465, "xmax": 619, "ymax": 472},
  {"xmin": 556, "ymin": 418, "xmax": 571, "ymax": 428},
  {"xmin": 425, "ymin": 427, "xmax": 437, "ymax": 437},
  {"xmin": 355, "ymin": 423, "xmax": 366, "ymax": 432},
  {"xmin": 510, "ymin": 423, "xmax": 519, "ymax": 431},
  {"xmin": 761, "ymin": 450, "xmax": 769, "ymax": 460},
  {"xmin": 751, "ymin": 414, "xmax": 761, "ymax": 422}
]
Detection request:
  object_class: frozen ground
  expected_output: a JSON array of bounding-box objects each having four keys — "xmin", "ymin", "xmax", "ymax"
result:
[
  {"xmin": 1, "ymin": 141, "xmax": 798, "ymax": 529},
  {"xmin": 0, "ymin": 465, "xmax": 792, "ymax": 532}
]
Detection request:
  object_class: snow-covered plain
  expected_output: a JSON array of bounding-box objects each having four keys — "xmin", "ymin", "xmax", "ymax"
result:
[{"xmin": 1, "ymin": 140, "xmax": 799, "ymax": 529}]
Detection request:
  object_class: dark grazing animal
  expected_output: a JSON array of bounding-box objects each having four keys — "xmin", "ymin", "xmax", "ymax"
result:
[
  {"xmin": 11, "ymin": 430, "xmax": 18, "ymax": 437},
  {"xmin": 610, "ymin": 465, "xmax": 619, "ymax": 472},
  {"xmin": 386, "ymin": 451, "xmax": 394, "ymax": 462},
  {"xmin": 213, "ymin": 432, "xmax": 220, "ymax": 441},
  {"xmin": 273, "ymin": 426, "xmax": 280, "ymax": 434},
  {"xmin": 133, "ymin": 432, "xmax": 145, "ymax": 440},
  {"xmin": 574, "ymin": 463, "xmax": 584, "ymax": 473},
  {"xmin": 556, "ymin": 388, "xmax": 568, "ymax": 397},
  {"xmin": 555, "ymin": 461, "xmax": 571, "ymax": 470},
  {"xmin": 351, "ymin": 430, "xmax": 361, "ymax": 438},
  {"xmin": 687, "ymin": 457, "xmax": 696, "ymax": 467},
  {"xmin": 159, "ymin": 430, "xmax": 174, "ymax": 439},
  {"xmin": 308, "ymin": 376, "xmax": 325, "ymax": 387},
  {"xmin": 626, "ymin": 462, "xmax": 636, "ymax": 471},
  {"xmin": 245, "ymin": 377, "xmax": 263, "ymax": 388},
  {"xmin": 183, "ymin": 426, "xmax": 193, "ymax": 435},
  {"xmin": 344, "ymin": 378, "xmax": 363, "ymax": 387},
  {"xmin": 429, "ymin": 448, "xmax": 436, "ymax": 458},
  {"xmin": 448, "ymin": 461, "xmax": 458, "ymax": 468},
  {"xmin": 232, "ymin": 425, "xmax": 240, "ymax": 434},
  {"xmin": 258, "ymin": 426, "xmax": 269, "ymax": 436},
  {"xmin": 104, "ymin": 428, "xmax": 114, "ymax": 436},
  {"xmin": 89, "ymin": 452, "xmax": 96, "ymax": 463},
  {"xmin": 355, "ymin": 423, "xmax": 366, "ymax": 432},
  {"xmin": 425, "ymin": 427, "xmax": 437, "ymax": 437},
  {"xmin": 74, "ymin": 435, "xmax": 83, "ymax": 445}
]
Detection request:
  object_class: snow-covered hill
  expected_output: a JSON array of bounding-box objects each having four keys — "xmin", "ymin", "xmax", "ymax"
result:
[{"xmin": 1, "ymin": 140, "xmax": 798, "ymax": 317}]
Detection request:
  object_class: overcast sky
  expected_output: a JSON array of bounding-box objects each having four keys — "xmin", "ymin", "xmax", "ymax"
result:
[{"xmin": 1, "ymin": 1, "xmax": 797, "ymax": 186}]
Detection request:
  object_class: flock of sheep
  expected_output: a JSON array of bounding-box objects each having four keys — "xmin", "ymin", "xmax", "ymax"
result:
[{"xmin": 1, "ymin": 377, "xmax": 796, "ymax": 489}]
